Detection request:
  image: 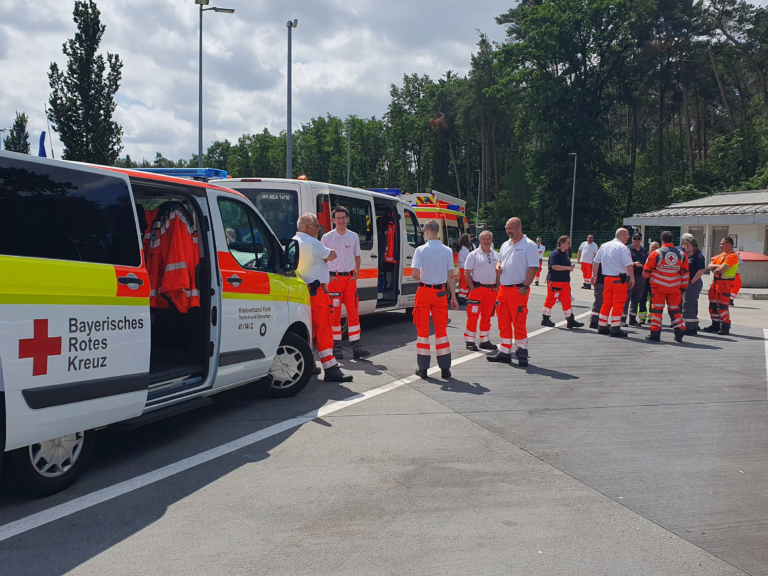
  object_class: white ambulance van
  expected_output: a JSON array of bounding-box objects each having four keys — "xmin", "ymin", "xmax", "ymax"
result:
[
  {"xmin": 212, "ymin": 178, "xmax": 426, "ymax": 327},
  {"xmin": 0, "ymin": 151, "xmax": 314, "ymax": 496}
]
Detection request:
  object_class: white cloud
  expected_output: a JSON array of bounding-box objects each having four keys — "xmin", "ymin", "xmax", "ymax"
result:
[{"xmin": 0, "ymin": 0, "xmax": 512, "ymax": 161}]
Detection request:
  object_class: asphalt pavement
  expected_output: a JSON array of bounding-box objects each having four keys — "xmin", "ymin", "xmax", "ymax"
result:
[{"xmin": 0, "ymin": 278, "xmax": 766, "ymax": 576}]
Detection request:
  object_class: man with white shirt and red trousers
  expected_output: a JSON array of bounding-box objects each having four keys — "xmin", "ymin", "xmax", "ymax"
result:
[
  {"xmin": 577, "ymin": 235, "xmax": 598, "ymax": 290},
  {"xmin": 463, "ymin": 230, "xmax": 500, "ymax": 351},
  {"xmin": 321, "ymin": 206, "xmax": 371, "ymax": 360},
  {"xmin": 592, "ymin": 228, "xmax": 634, "ymax": 338}
]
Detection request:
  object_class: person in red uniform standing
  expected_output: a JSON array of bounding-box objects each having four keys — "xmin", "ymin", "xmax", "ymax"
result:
[
  {"xmin": 541, "ymin": 235, "xmax": 584, "ymax": 328},
  {"xmin": 463, "ymin": 230, "xmax": 500, "ymax": 351},
  {"xmin": 457, "ymin": 233, "xmax": 472, "ymax": 303},
  {"xmin": 294, "ymin": 213, "xmax": 353, "ymax": 382},
  {"xmin": 592, "ymin": 228, "xmax": 634, "ymax": 338},
  {"xmin": 412, "ymin": 219, "xmax": 459, "ymax": 379},
  {"xmin": 534, "ymin": 237, "xmax": 545, "ymax": 286},
  {"xmin": 642, "ymin": 230, "xmax": 690, "ymax": 342},
  {"xmin": 322, "ymin": 206, "xmax": 371, "ymax": 360},
  {"xmin": 487, "ymin": 218, "xmax": 540, "ymax": 366},
  {"xmin": 704, "ymin": 236, "xmax": 740, "ymax": 335}
]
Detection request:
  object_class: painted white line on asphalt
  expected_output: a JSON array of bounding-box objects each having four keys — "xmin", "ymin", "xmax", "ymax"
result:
[{"xmin": 0, "ymin": 310, "xmax": 591, "ymax": 543}]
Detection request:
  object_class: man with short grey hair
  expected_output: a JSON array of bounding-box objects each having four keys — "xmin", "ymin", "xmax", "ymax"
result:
[{"xmin": 592, "ymin": 228, "xmax": 634, "ymax": 337}]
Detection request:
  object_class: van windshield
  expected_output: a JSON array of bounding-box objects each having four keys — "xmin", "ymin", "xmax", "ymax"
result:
[{"xmin": 243, "ymin": 189, "xmax": 298, "ymax": 245}]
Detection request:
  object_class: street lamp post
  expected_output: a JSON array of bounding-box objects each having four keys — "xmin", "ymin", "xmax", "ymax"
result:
[
  {"xmin": 567, "ymin": 153, "xmax": 577, "ymax": 242},
  {"xmin": 286, "ymin": 19, "xmax": 298, "ymax": 179},
  {"xmin": 196, "ymin": 0, "xmax": 235, "ymax": 168},
  {"xmin": 346, "ymin": 119, "xmax": 351, "ymax": 186},
  {"xmin": 473, "ymin": 168, "xmax": 481, "ymax": 228}
]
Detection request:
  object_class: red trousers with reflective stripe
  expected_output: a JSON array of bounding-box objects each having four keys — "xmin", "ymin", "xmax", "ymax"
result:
[
  {"xmin": 708, "ymin": 278, "xmax": 734, "ymax": 325},
  {"xmin": 414, "ymin": 285, "xmax": 451, "ymax": 370},
  {"xmin": 543, "ymin": 281, "xmax": 573, "ymax": 317},
  {"xmin": 599, "ymin": 276, "xmax": 629, "ymax": 327},
  {"xmin": 649, "ymin": 287, "xmax": 683, "ymax": 332},
  {"xmin": 581, "ymin": 263, "xmax": 593, "ymax": 283},
  {"xmin": 458, "ymin": 269, "xmax": 469, "ymax": 298},
  {"xmin": 496, "ymin": 285, "xmax": 530, "ymax": 355},
  {"xmin": 732, "ymin": 274, "xmax": 742, "ymax": 297},
  {"xmin": 328, "ymin": 275, "xmax": 361, "ymax": 342},
  {"xmin": 464, "ymin": 286, "xmax": 497, "ymax": 343},
  {"xmin": 310, "ymin": 285, "xmax": 337, "ymax": 370},
  {"xmin": 535, "ymin": 261, "xmax": 543, "ymax": 279}
]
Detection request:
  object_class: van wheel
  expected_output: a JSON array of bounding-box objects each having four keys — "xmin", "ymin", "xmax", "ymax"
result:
[
  {"xmin": 265, "ymin": 332, "xmax": 313, "ymax": 398},
  {"xmin": 10, "ymin": 430, "xmax": 95, "ymax": 497}
]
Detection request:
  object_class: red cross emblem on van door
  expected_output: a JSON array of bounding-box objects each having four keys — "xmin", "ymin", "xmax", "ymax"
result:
[{"xmin": 19, "ymin": 319, "xmax": 62, "ymax": 376}]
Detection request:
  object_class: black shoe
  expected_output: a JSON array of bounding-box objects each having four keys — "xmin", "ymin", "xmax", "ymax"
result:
[
  {"xmin": 566, "ymin": 316, "xmax": 584, "ymax": 329},
  {"xmin": 621, "ymin": 320, "xmax": 629, "ymax": 327},
  {"xmin": 333, "ymin": 345, "xmax": 343, "ymax": 360},
  {"xmin": 610, "ymin": 327, "xmax": 628, "ymax": 338},
  {"xmin": 628, "ymin": 317, "xmax": 639, "ymax": 327},
  {"xmin": 597, "ymin": 326, "xmax": 611, "ymax": 335},
  {"xmin": 466, "ymin": 342, "xmax": 478, "ymax": 351},
  {"xmin": 486, "ymin": 352, "xmax": 512, "ymax": 363},
  {"xmin": 324, "ymin": 366, "xmax": 353, "ymax": 382},
  {"xmin": 516, "ymin": 349, "xmax": 529, "ymax": 367},
  {"xmin": 729, "ymin": 299, "xmax": 734, "ymax": 306},
  {"xmin": 581, "ymin": 284, "xmax": 587, "ymax": 290},
  {"xmin": 589, "ymin": 321, "xmax": 599, "ymax": 329},
  {"xmin": 479, "ymin": 341, "xmax": 498, "ymax": 351},
  {"xmin": 353, "ymin": 347, "xmax": 372, "ymax": 359},
  {"xmin": 534, "ymin": 281, "xmax": 539, "ymax": 286},
  {"xmin": 717, "ymin": 324, "xmax": 731, "ymax": 335},
  {"xmin": 541, "ymin": 314, "xmax": 555, "ymax": 327},
  {"xmin": 645, "ymin": 332, "xmax": 661, "ymax": 341},
  {"xmin": 586, "ymin": 284, "xmax": 592, "ymax": 290},
  {"xmin": 684, "ymin": 328, "xmax": 698, "ymax": 336},
  {"xmin": 441, "ymin": 369, "xmax": 451, "ymax": 379},
  {"xmin": 313, "ymin": 364, "xmax": 321, "ymax": 375},
  {"xmin": 703, "ymin": 323, "xmax": 720, "ymax": 333},
  {"xmin": 674, "ymin": 328, "xmax": 685, "ymax": 342},
  {"xmin": 414, "ymin": 369, "xmax": 428, "ymax": 378}
]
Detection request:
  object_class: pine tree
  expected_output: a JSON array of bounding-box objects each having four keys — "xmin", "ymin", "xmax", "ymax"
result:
[
  {"xmin": 47, "ymin": 0, "xmax": 123, "ymax": 164},
  {"xmin": 3, "ymin": 112, "xmax": 30, "ymax": 154}
]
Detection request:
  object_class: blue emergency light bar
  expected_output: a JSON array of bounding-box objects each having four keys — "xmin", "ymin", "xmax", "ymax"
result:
[
  {"xmin": 132, "ymin": 167, "xmax": 229, "ymax": 180},
  {"xmin": 366, "ymin": 188, "xmax": 401, "ymax": 196}
]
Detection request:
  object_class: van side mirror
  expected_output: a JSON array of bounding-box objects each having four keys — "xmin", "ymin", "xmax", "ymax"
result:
[{"xmin": 284, "ymin": 238, "xmax": 300, "ymax": 273}]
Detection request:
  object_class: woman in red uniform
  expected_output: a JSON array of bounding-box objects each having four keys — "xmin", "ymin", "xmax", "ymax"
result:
[{"xmin": 541, "ymin": 236, "xmax": 583, "ymax": 328}]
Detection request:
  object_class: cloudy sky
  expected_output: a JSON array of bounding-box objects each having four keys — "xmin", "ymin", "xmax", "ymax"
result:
[{"xmin": 0, "ymin": 0, "xmax": 515, "ymax": 162}]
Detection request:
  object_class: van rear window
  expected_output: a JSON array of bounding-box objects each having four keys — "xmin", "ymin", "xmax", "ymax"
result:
[
  {"xmin": 0, "ymin": 157, "xmax": 141, "ymax": 266},
  {"xmin": 241, "ymin": 189, "xmax": 298, "ymax": 245}
]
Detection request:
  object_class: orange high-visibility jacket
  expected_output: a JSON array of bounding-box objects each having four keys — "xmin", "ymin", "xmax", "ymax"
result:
[
  {"xmin": 384, "ymin": 217, "xmax": 397, "ymax": 264},
  {"xmin": 642, "ymin": 242, "xmax": 689, "ymax": 290}
]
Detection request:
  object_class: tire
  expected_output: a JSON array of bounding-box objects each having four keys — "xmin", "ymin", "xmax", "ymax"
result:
[
  {"xmin": 262, "ymin": 331, "xmax": 314, "ymax": 398},
  {"xmin": 10, "ymin": 429, "xmax": 95, "ymax": 497}
]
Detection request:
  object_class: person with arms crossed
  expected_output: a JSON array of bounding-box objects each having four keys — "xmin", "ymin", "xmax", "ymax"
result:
[
  {"xmin": 411, "ymin": 220, "xmax": 460, "ymax": 379},
  {"xmin": 534, "ymin": 237, "xmax": 545, "ymax": 286},
  {"xmin": 541, "ymin": 235, "xmax": 584, "ymax": 328},
  {"xmin": 321, "ymin": 206, "xmax": 371, "ymax": 361},
  {"xmin": 577, "ymin": 235, "xmax": 598, "ymax": 290},
  {"xmin": 621, "ymin": 232, "xmax": 648, "ymax": 327},
  {"xmin": 592, "ymin": 228, "xmax": 634, "ymax": 338},
  {"xmin": 487, "ymin": 218, "xmax": 539, "ymax": 366},
  {"xmin": 642, "ymin": 230, "xmax": 690, "ymax": 342},
  {"xmin": 704, "ymin": 236, "xmax": 739, "ymax": 335},
  {"xmin": 682, "ymin": 237, "xmax": 705, "ymax": 335},
  {"xmin": 293, "ymin": 213, "xmax": 353, "ymax": 382},
  {"xmin": 463, "ymin": 230, "xmax": 501, "ymax": 351}
]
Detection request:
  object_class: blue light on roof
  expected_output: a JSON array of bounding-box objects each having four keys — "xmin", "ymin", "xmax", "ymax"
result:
[
  {"xmin": 133, "ymin": 167, "xmax": 228, "ymax": 180},
  {"xmin": 366, "ymin": 188, "xmax": 401, "ymax": 196}
]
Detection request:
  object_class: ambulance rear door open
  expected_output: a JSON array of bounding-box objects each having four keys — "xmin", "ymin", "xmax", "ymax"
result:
[
  {"xmin": 401, "ymin": 206, "xmax": 424, "ymax": 307},
  {"xmin": 0, "ymin": 152, "xmax": 150, "ymax": 451}
]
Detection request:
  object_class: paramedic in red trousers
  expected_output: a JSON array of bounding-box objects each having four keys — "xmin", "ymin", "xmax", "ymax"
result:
[
  {"xmin": 577, "ymin": 235, "xmax": 598, "ymax": 290},
  {"xmin": 321, "ymin": 206, "xmax": 371, "ymax": 361},
  {"xmin": 463, "ymin": 230, "xmax": 500, "ymax": 351},
  {"xmin": 411, "ymin": 219, "xmax": 460, "ymax": 379},
  {"xmin": 534, "ymin": 237, "xmax": 545, "ymax": 286},
  {"xmin": 591, "ymin": 228, "xmax": 634, "ymax": 337},
  {"xmin": 294, "ymin": 213, "xmax": 353, "ymax": 383},
  {"xmin": 642, "ymin": 230, "xmax": 690, "ymax": 342},
  {"xmin": 487, "ymin": 218, "xmax": 539, "ymax": 367},
  {"xmin": 541, "ymin": 235, "xmax": 584, "ymax": 329}
]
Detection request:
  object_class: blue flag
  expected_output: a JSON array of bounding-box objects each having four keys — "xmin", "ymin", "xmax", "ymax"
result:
[{"xmin": 38, "ymin": 132, "xmax": 47, "ymax": 157}]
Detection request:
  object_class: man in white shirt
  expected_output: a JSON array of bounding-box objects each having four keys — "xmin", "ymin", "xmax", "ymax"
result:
[
  {"xmin": 294, "ymin": 213, "xmax": 353, "ymax": 382},
  {"xmin": 463, "ymin": 230, "xmax": 500, "ymax": 351},
  {"xmin": 411, "ymin": 219, "xmax": 459, "ymax": 379},
  {"xmin": 487, "ymin": 218, "xmax": 539, "ymax": 366},
  {"xmin": 534, "ymin": 237, "xmax": 546, "ymax": 286},
  {"xmin": 577, "ymin": 234, "xmax": 598, "ymax": 290},
  {"xmin": 321, "ymin": 206, "xmax": 371, "ymax": 360},
  {"xmin": 591, "ymin": 228, "xmax": 635, "ymax": 338}
]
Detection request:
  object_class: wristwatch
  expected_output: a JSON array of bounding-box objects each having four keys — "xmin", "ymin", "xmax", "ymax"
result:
[{"xmin": 522, "ymin": 284, "xmax": 530, "ymax": 290}]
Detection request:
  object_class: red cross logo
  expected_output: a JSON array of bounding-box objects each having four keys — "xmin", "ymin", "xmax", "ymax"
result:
[{"xmin": 19, "ymin": 319, "xmax": 62, "ymax": 376}]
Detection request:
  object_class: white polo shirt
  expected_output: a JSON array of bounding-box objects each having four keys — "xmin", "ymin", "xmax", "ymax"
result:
[
  {"xmin": 321, "ymin": 228, "xmax": 361, "ymax": 273},
  {"xmin": 593, "ymin": 238, "xmax": 633, "ymax": 276},
  {"xmin": 499, "ymin": 235, "xmax": 540, "ymax": 285},
  {"xmin": 578, "ymin": 241, "xmax": 598, "ymax": 264},
  {"xmin": 537, "ymin": 244, "xmax": 546, "ymax": 261},
  {"xmin": 465, "ymin": 247, "xmax": 499, "ymax": 285},
  {"xmin": 458, "ymin": 246, "xmax": 470, "ymax": 269},
  {"xmin": 294, "ymin": 232, "xmax": 331, "ymax": 284},
  {"xmin": 412, "ymin": 240, "xmax": 454, "ymax": 285}
]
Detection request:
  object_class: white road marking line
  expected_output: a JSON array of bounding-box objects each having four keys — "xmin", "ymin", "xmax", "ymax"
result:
[{"xmin": 0, "ymin": 309, "xmax": 591, "ymax": 543}]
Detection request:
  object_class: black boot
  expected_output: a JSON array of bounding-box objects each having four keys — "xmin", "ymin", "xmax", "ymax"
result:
[
  {"xmin": 534, "ymin": 280, "xmax": 539, "ymax": 286},
  {"xmin": 717, "ymin": 323, "xmax": 731, "ymax": 335},
  {"xmin": 621, "ymin": 317, "xmax": 629, "ymax": 327},
  {"xmin": 703, "ymin": 322, "xmax": 720, "ymax": 333},
  {"xmin": 541, "ymin": 314, "xmax": 555, "ymax": 327},
  {"xmin": 466, "ymin": 342, "xmax": 478, "ymax": 351},
  {"xmin": 674, "ymin": 328, "xmax": 685, "ymax": 342},
  {"xmin": 333, "ymin": 342, "xmax": 344, "ymax": 360},
  {"xmin": 645, "ymin": 331, "xmax": 661, "ymax": 341},
  {"xmin": 610, "ymin": 326, "xmax": 628, "ymax": 338},
  {"xmin": 313, "ymin": 363, "xmax": 321, "ymax": 375},
  {"xmin": 628, "ymin": 316, "xmax": 640, "ymax": 327},
  {"xmin": 589, "ymin": 320, "xmax": 599, "ymax": 329},
  {"xmin": 566, "ymin": 315, "xmax": 584, "ymax": 329},
  {"xmin": 684, "ymin": 328, "xmax": 698, "ymax": 336},
  {"xmin": 581, "ymin": 283, "xmax": 588, "ymax": 290},
  {"xmin": 486, "ymin": 351, "xmax": 513, "ymax": 363},
  {"xmin": 479, "ymin": 341, "xmax": 498, "ymax": 351},
  {"xmin": 351, "ymin": 341, "xmax": 372, "ymax": 359},
  {"xmin": 414, "ymin": 368, "xmax": 428, "ymax": 378},
  {"xmin": 324, "ymin": 365, "xmax": 353, "ymax": 382},
  {"xmin": 516, "ymin": 348, "xmax": 529, "ymax": 367},
  {"xmin": 597, "ymin": 326, "xmax": 611, "ymax": 335},
  {"xmin": 441, "ymin": 369, "xmax": 451, "ymax": 379},
  {"xmin": 729, "ymin": 298, "xmax": 735, "ymax": 306}
]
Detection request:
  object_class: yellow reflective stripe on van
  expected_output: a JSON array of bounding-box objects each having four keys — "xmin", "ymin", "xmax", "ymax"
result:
[{"xmin": 0, "ymin": 256, "xmax": 148, "ymax": 306}]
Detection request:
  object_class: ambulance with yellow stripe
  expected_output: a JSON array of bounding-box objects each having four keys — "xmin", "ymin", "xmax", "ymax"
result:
[
  {"xmin": 212, "ymin": 178, "xmax": 427, "ymax": 329},
  {"xmin": 0, "ymin": 151, "xmax": 314, "ymax": 496}
]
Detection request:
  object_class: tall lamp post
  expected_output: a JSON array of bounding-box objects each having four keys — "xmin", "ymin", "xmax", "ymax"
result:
[
  {"xmin": 473, "ymin": 168, "xmax": 481, "ymax": 228},
  {"xmin": 346, "ymin": 119, "xmax": 351, "ymax": 186},
  {"xmin": 567, "ymin": 152, "xmax": 577, "ymax": 242},
  {"xmin": 196, "ymin": 0, "xmax": 235, "ymax": 168},
  {"xmin": 286, "ymin": 19, "xmax": 298, "ymax": 178}
]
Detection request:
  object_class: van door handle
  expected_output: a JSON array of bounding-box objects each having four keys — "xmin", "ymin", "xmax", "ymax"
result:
[
  {"xmin": 226, "ymin": 274, "xmax": 242, "ymax": 287},
  {"xmin": 118, "ymin": 274, "xmax": 144, "ymax": 289},
  {"xmin": 370, "ymin": 254, "xmax": 377, "ymax": 258},
  {"xmin": 406, "ymin": 256, "xmax": 412, "ymax": 260}
]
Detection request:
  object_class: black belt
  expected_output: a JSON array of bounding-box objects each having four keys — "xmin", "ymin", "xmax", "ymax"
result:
[
  {"xmin": 473, "ymin": 283, "xmax": 495, "ymax": 289},
  {"xmin": 330, "ymin": 271, "xmax": 354, "ymax": 277},
  {"xmin": 502, "ymin": 283, "xmax": 527, "ymax": 288},
  {"xmin": 714, "ymin": 277, "xmax": 735, "ymax": 282},
  {"xmin": 419, "ymin": 282, "xmax": 445, "ymax": 289}
]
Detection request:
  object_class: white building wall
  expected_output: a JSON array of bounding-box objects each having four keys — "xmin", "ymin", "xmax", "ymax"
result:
[{"xmin": 684, "ymin": 223, "xmax": 766, "ymax": 255}]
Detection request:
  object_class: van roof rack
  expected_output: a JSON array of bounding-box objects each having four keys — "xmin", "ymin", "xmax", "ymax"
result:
[{"xmin": 132, "ymin": 167, "xmax": 228, "ymax": 181}]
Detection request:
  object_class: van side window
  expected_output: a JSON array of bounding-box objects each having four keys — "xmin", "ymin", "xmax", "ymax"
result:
[
  {"xmin": 329, "ymin": 194, "xmax": 373, "ymax": 250},
  {"xmin": 0, "ymin": 158, "xmax": 141, "ymax": 266},
  {"xmin": 316, "ymin": 194, "xmax": 331, "ymax": 237},
  {"xmin": 218, "ymin": 198, "xmax": 273, "ymax": 271},
  {"xmin": 405, "ymin": 210, "xmax": 424, "ymax": 247}
]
